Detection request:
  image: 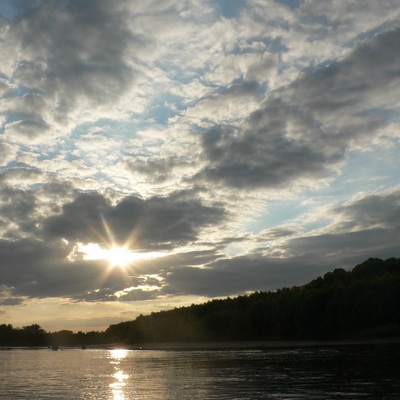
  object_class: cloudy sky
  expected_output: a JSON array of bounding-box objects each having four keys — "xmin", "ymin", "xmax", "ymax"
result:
[{"xmin": 0, "ymin": 0, "xmax": 400, "ymax": 332}]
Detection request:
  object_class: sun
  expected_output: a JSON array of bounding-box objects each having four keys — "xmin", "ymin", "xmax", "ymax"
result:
[
  {"xmin": 106, "ymin": 246, "xmax": 132, "ymax": 268},
  {"xmin": 72, "ymin": 217, "xmax": 166, "ymax": 271},
  {"xmin": 75, "ymin": 242, "xmax": 166, "ymax": 269},
  {"xmin": 76, "ymin": 243, "xmax": 134, "ymax": 269}
]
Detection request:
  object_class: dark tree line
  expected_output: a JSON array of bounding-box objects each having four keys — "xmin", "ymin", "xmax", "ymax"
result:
[
  {"xmin": 1, "ymin": 257, "xmax": 400, "ymax": 347},
  {"xmin": 105, "ymin": 257, "xmax": 400, "ymax": 343},
  {"xmin": 0, "ymin": 324, "xmax": 105, "ymax": 347}
]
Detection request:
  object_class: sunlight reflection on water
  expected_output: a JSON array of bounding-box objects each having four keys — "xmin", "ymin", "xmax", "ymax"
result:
[
  {"xmin": 109, "ymin": 349, "xmax": 129, "ymax": 400},
  {"xmin": 0, "ymin": 344, "xmax": 399, "ymax": 399}
]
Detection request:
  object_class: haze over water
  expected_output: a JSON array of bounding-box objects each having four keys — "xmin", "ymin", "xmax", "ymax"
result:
[{"xmin": 1, "ymin": 343, "xmax": 399, "ymax": 399}]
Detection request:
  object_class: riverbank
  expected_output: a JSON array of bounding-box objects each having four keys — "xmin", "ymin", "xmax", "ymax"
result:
[
  {"xmin": 125, "ymin": 337, "xmax": 400, "ymax": 351},
  {"xmin": 2, "ymin": 337, "xmax": 399, "ymax": 351}
]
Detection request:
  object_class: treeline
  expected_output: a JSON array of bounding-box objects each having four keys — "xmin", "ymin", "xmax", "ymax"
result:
[
  {"xmin": 0, "ymin": 324, "xmax": 105, "ymax": 347},
  {"xmin": 1, "ymin": 257, "xmax": 400, "ymax": 347},
  {"xmin": 105, "ymin": 257, "xmax": 400, "ymax": 343}
]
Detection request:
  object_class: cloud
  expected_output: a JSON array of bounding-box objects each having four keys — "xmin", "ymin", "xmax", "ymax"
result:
[
  {"xmin": 0, "ymin": 237, "xmax": 221, "ymax": 302},
  {"xmin": 332, "ymin": 191, "xmax": 400, "ymax": 232},
  {"xmin": 0, "ymin": 297, "xmax": 24, "ymax": 306},
  {"xmin": 194, "ymin": 28, "xmax": 400, "ymax": 189},
  {"xmin": 0, "ymin": 167, "xmax": 44, "ymax": 188},
  {"xmin": 162, "ymin": 255, "xmax": 330, "ymax": 297},
  {"xmin": 0, "ymin": 187, "xmax": 37, "ymax": 238},
  {"xmin": 43, "ymin": 190, "xmax": 226, "ymax": 250},
  {"xmin": 0, "ymin": 188, "xmax": 399, "ymax": 303},
  {"xmin": 4, "ymin": 120, "xmax": 50, "ymax": 141},
  {"xmin": 0, "ymin": 0, "xmax": 399, "ymax": 329},
  {"xmin": 13, "ymin": 0, "xmax": 136, "ymax": 104},
  {"xmin": 0, "ymin": 0, "xmax": 142, "ymax": 141},
  {"xmin": 0, "ymin": 142, "xmax": 17, "ymax": 166},
  {"xmin": 185, "ymin": 81, "xmax": 264, "ymax": 126},
  {"xmin": 0, "ymin": 237, "xmax": 130, "ymax": 300},
  {"xmin": 204, "ymin": 49, "xmax": 277, "ymax": 87},
  {"xmin": 0, "ymin": 181, "xmax": 78, "ymax": 239},
  {"xmin": 279, "ymin": 189, "xmax": 400, "ymax": 263},
  {"xmin": 157, "ymin": 189, "xmax": 400, "ymax": 297},
  {"xmin": 126, "ymin": 156, "xmax": 186, "ymax": 184},
  {"xmin": 0, "ymin": 238, "xmax": 69, "ymax": 291}
]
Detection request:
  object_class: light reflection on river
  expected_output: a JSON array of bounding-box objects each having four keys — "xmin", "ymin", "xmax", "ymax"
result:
[
  {"xmin": 109, "ymin": 349, "xmax": 129, "ymax": 400},
  {"xmin": 0, "ymin": 343, "xmax": 399, "ymax": 399}
]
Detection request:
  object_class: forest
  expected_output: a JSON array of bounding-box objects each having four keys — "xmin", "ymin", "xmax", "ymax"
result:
[{"xmin": 1, "ymin": 257, "xmax": 400, "ymax": 347}]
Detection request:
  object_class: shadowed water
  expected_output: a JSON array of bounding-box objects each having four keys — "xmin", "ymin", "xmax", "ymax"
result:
[{"xmin": 0, "ymin": 343, "xmax": 399, "ymax": 399}]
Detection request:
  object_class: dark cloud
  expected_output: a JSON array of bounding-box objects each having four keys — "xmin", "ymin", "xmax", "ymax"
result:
[
  {"xmin": 0, "ymin": 237, "xmax": 221, "ymax": 302},
  {"xmin": 280, "ymin": 191, "xmax": 400, "ymax": 266},
  {"xmin": 196, "ymin": 106, "xmax": 339, "ymax": 188},
  {"xmin": 158, "ymin": 190, "xmax": 400, "ymax": 297},
  {"xmin": 158, "ymin": 229, "xmax": 399, "ymax": 298},
  {"xmin": 1, "ymin": 0, "xmax": 140, "ymax": 141},
  {"xmin": 333, "ymin": 192, "xmax": 400, "ymax": 231},
  {"xmin": 288, "ymin": 228, "xmax": 400, "ymax": 264},
  {"xmin": 0, "ymin": 297, "xmax": 24, "ymax": 306},
  {"xmin": 43, "ymin": 192, "xmax": 110, "ymax": 242},
  {"xmin": 56, "ymin": 248, "xmax": 231, "ymax": 302},
  {"xmin": 2, "ymin": 93, "xmax": 49, "ymax": 138},
  {"xmin": 162, "ymin": 219, "xmax": 400, "ymax": 298},
  {"xmin": 258, "ymin": 226, "xmax": 299, "ymax": 240},
  {"xmin": 0, "ymin": 237, "xmax": 130, "ymax": 300},
  {"xmin": 0, "ymin": 181, "xmax": 77, "ymax": 240},
  {"xmin": 5, "ymin": 120, "xmax": 50, "ymax": 139},
  {"xmin": 195, "ymin": 28, "xmax": 400, "ymax": 189},
  {"xmin": 135, "ymin": 249, "xmax": 224, "ymax": 272},
  {"xmin": 0, "ymin": 188, "xmax": 399, "ymax": 303},
  {"xmin": 162, "ymin": 257, "xmax": 328, "ymax": 297},
  {"xmin": 43, "ymin": 190, "xmax": 226, "ymax": 250},
  {"xmin": 12, "ymin": 0, "xmax": 136, "ymax": 105},
  {"xmin": 0, "ymin": 187, "xmax": 37, "ymax": 237},
  {"xmin": 204, "ymin": 81, "xmax": 263, "ymax": 103},
  {"xmin": 0, "ymin": 238, "xmax": 70, "ymax": 292},
  {"xmin": 0, "ymin": 183, "xmax": 226, "ymax": 301},
  {"xmin": 287, "ymin": 28, "xmax": 400, "ymax": 117}
]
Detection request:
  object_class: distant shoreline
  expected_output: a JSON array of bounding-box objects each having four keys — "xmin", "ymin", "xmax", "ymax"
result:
[
  {"xmin": 126, "ymin": 337, "xmax": 400, "ymax": 351},
  {"xmin": 2, "ymin": 337, "xmax": 399, "ymax": 351}
]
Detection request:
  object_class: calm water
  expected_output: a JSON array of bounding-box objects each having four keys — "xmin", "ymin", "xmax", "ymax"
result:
[{"xmin": 0, "ymin": 344, "xmax": 399, "ymax": 399}]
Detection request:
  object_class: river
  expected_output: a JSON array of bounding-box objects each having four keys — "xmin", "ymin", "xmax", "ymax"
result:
[{"xmin": 0, "ymin": 343, "xmax": 399, "ymax": 399}]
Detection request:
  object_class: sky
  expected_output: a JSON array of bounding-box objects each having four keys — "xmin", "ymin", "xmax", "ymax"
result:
[{"xmin": 0, "ymin": 0, "xmax": 400, "ymax": 332}]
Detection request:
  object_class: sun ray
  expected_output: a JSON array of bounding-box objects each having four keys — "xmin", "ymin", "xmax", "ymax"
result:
[{"xmin": 75, "ymin": 216, "xmax": 166, "ymax": 290}]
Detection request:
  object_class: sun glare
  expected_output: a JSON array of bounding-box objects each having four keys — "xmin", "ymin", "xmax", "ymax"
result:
[
  {"xmin": 78, "ymin": 243, "xmax": 134, "ymax": 269},
  {"xmin": 77, "ymin": 242, "xmax": 166, "ymax": 269},
  {"xmin": 71, "ymin": 217, "xmax": 166, "ymax": 273},
  {"xmin": 107, "ymin": 246, "xmax": 132, "ymax": 268}
]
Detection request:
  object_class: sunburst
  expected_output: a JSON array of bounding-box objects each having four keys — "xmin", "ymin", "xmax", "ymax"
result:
[
  {"xmin": 105, "ymin": 246, "xmax": 133, "ymax": 269},
  {"xmin": 76, "ymin": 216, "xmax": 165, "ymax": 276}
]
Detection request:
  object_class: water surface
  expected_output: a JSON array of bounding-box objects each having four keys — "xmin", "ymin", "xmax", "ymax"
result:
[{"xmin": 0, "ymin": 343, "xmax": 399, "ymax": 399}]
